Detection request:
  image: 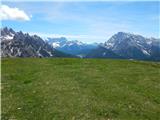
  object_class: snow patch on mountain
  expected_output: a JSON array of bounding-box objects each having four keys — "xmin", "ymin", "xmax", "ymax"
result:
[
  {"xmin": 3, "ymin": 35, "xmax": 14, "ymax": 40},
  {"xmin": 52, "ymin": 42, "xmax": 60, "ymax": 48},
  {"xmin": 142, "ymin": 49, "xmax": 150, "ymax": 56}
]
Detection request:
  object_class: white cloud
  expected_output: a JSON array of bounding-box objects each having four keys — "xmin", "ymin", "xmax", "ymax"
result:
[
  {"xmin": 29, "ymin": 32, "xmax": 107, "ymax": 43},
  {"xmin": 0, "ymin": 5, "xmax": 31, "ymax": 21}
]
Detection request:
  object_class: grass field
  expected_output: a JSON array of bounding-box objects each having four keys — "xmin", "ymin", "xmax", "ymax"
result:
[{"xmin": 1, "ymin": 58, "xmax": 160, "ymax": 120}]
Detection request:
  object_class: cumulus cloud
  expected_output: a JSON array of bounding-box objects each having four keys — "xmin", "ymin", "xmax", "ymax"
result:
[{"xmin": 0, "ymin": 5, "xmax": 31, "ymax": 21}]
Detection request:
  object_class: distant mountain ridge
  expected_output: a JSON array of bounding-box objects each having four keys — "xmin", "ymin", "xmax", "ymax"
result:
[
  {"xmin": 46, "ymin": 37, "xmax": 98, "ymax": 57},
  {"xmin": 1, "ymin": 27, "xmax": 159, "ymax": 61},
  {"xmin": 0, "ymin": 27, "xmax": 74, "ymax": 58},
  {"xmin": 86, "ymin": 32, "xmax": 160, "ymax": 61}
]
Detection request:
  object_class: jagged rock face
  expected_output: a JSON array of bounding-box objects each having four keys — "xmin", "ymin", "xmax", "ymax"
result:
[
  {"xmin": 1, "ymin": 27, "xmax": 15, "ymax": 37},
  {"xmin": 103, "ymin": 32, "xmax": 160, "ymax": 60},
  {"xmin": 0, "ymin": 27, "xmax": 70, "ymax": 58},
  {"xmin": 86, "ymin": 32, "xmax": 160, "ymax": 61}
]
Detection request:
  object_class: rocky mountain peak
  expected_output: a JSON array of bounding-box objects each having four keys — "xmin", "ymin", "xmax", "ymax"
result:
[
  {"xmin": 1, "ymin": 27, "xmax": 15, "ymax": 36},
  {"xmin": 1, "ymin": 27, "xmax": 73, "ymax": 58}
]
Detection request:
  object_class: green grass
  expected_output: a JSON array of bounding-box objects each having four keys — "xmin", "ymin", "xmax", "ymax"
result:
[{"xmin": 1, "ymin": 58, "xmax": 160, "ymax": 120}]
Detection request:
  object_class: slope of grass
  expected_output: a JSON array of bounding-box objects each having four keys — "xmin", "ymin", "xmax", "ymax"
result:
[{"xmin": 1, "ymin": 58, "xmax": 160, "ymax": 120}]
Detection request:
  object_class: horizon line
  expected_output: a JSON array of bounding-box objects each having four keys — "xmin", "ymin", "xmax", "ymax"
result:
[{"xmin": 1, "ymin": 26, "xmax": 160, "ymax": 44}]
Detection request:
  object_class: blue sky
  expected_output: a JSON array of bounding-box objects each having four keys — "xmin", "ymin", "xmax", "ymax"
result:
[{"xmin": 1, "ymin": 1, "xmax": 160, "ymax": 43}]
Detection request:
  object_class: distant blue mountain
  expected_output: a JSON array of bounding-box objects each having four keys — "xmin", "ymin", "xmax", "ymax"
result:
[{"xmin": 46, "ymin": 37, "xmax": 98, "ymax": 57}]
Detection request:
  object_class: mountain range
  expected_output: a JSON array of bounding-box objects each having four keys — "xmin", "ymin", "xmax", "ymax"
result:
[
  {"xmin": 1, "ymin": 27, "xmax": 160, "ymax": 61},
  {"xmin": 46, "ymin": 37, "xmax": 98, "ymax": 58},
  {"xmin": 0, "ymin": 27, "xmax": 74, "ymax": 58}
]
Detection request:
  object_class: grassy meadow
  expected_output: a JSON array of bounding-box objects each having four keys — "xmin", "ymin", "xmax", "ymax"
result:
[{"xmin": 1, "ymin": 58, "xmax": 160, "ymax": 120}]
